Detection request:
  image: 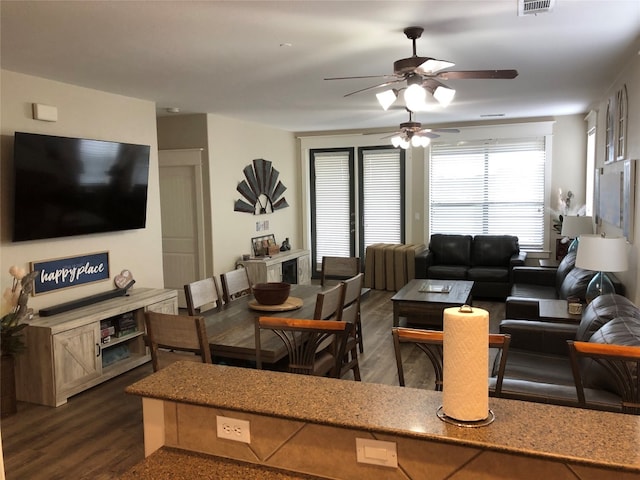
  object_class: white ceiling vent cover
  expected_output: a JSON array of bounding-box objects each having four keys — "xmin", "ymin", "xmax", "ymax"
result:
[{"xmin": 518, "ymin": 0, "xmax": 555, "ymax": 16}]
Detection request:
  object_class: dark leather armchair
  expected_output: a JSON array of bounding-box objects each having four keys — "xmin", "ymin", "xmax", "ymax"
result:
[
  {"xmin": 498, "ymin": 294, "xmax": 640, "ymax": 412},
  {"xmin": 506, "ymin": 251, "xmax": 624, "ymax": 320}
]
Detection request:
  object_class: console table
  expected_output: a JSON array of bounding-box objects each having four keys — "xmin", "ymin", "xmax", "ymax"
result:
[
  {"xmin": 14, "ymin": 287, "xmax": 177, "ymax": 407},
  {"xmin": 237, "ymin": 249, "xmax": 311, "ymax": 285}
]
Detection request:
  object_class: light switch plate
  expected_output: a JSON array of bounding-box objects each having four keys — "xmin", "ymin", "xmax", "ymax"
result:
[{"xmin": 356, "ymin": 438, "xmax": 398, "ymax": 468}]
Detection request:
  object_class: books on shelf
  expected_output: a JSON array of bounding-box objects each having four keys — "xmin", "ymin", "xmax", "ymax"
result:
[{"xmin": 419, "ymin": 281, "xmax": 452, "ymax": 294}]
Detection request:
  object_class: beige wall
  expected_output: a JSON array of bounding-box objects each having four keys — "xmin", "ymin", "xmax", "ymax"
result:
[
  {"xmin": 0, "ymin": 70, "xmax": 164, "ymax": 311},
  {"xmin": 206, "ymin": 114, "xmax": 297, "ymax": 275}
]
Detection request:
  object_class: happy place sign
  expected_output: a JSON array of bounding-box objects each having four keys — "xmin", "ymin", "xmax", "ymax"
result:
[{"xmin": 31, "ymin": 251, "xmax": 110, "ymax": 295}]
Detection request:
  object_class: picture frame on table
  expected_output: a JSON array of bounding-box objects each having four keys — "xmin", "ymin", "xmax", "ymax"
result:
[{"xmin": 252, "ymin": 234, "xmax": 277, "ymax": 257}]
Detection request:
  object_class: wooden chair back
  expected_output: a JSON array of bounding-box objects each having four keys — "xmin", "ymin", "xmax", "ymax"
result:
[
  {"xmin": 568, "ymin": 340, "xmax": 640, "ymax": 414},
  {"xmin": 313, "ymin": 283, "xmax": 345, "ymax": 320},
  {"xmin": 184, "ymin": 277, "xmax": 223, "ymax": 315},
  {"xmin": 220, "ymin": 268, "xmax": 252, "ymax": 303},
  {"xmin": 391, "ymin": 327, "xmax": 511, "ymax": 396},
  {"xmin": 144, "ymin": 311, "xmax": 212, "ymax": 372},
  {"xmin": 321, "ymin": 256, "xmax": 360, "ymax": 286},
  {"xmin": 339, "ymin": 273, "xmax": 365, "ymax": 353},
  {"xmin": 255, "ymin": 316, "xmax": 352, "ymax": 378}
]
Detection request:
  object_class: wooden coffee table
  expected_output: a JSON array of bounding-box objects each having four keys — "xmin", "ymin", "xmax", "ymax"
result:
[{"xmin": 391, "ymin": 279, "xmax": 474, "ymax": 328}]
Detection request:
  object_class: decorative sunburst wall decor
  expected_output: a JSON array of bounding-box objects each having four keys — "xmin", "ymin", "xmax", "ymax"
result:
[{"xmin": 234, "ymin": 158, "xmax": 289, "ymax": 215}]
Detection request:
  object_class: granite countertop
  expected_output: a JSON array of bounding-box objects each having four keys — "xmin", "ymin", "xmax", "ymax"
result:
[
  {"xmin": 120, "ymin": 447, "xmax": 328, "ymax": 480},
  {"xmin": 126, "ymin": 361, "xmax": 640, "ymax": 472}
]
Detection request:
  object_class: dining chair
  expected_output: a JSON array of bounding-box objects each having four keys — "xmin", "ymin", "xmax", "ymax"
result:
[
  {"xmin": 336, "ymin": 274, "xmax": 363, "ymax": 381},
  {"xmin": 339, "ymin": 272, "xmax": 365, "ymax": 353},
  {"xmin": 568, "ymin": 340, "xmax": 640, "ymax": 414},
  {"xmin": 220, "ymin": 267, "xmax": 252, "ymax": 303},
  {"xmin": 144, "ymin": 311, "xmax": 212, "ymax": 372},
  {"xmin": 320, "ymin": 256, "xmax": 361, "ymax": 287},
  {"xmin": 313, "ymin": 283, "xmax": 345, "ymax": 320},
  {"xmin": 255, "ymin": 316, "xmax": 353, "ymax": 378},
  {"xmin": 391, "ymin": 327, "xmax": 511, "ymax": 397},
  {"xmin": 184, "ymin": 277, "xmax": 223, "ymax": 315}
]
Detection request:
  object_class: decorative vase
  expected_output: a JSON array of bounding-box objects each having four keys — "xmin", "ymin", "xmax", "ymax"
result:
[{"xmin": 1, "ymin": 353, "xmax": 17, "ymax": 418}]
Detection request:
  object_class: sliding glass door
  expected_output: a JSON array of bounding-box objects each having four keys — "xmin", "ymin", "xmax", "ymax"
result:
[{"xmin": 310, "ymin": 146, "xmax": 405, "ymax": 276}]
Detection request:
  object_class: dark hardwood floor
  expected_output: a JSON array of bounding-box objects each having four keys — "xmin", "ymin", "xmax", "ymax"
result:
[{"xmin": 0, "ymin": 289, "xmax": 504, "ymax": 480}]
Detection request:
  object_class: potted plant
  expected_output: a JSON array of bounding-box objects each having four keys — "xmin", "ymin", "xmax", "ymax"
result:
[{"xmin": 1, "ymin": 266, "xmax": 38, "ymax": 417}]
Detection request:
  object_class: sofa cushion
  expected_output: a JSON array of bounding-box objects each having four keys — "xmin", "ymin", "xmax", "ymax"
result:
[
  {"xmin": 468, "ymin": 267, "xmax": 509, "ymax": 283},
  {"xmin": 427, "ymin": 265, "xmax": 468, "ymax": 280},
  {"xmin": 471, "ymin": 235, "xmax": 519, "ymax": 267},
  {"xmin": 576, "ymin": 293, "xmax": 640, "ymax": 341},
  {"xmin": 558, "ymin": 267, "xmax": 594, "ymax": 301},
  {"xmin": 429, "ymin": 234, "xmax": 472, "ymax": 266}
]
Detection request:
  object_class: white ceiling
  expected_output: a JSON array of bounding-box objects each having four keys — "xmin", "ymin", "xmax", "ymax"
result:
[{"xmin": 1, "ymin": 1, "xmax": 639, "ymax": 133}]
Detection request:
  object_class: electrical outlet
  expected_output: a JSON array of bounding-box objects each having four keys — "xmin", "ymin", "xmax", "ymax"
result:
[{"xmin": 216, "ymin": 415, "xmax": 251, "ymax": 443}]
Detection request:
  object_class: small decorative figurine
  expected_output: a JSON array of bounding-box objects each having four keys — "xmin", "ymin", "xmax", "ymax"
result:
[{"xmin": 280, "ymin": 237, "xmax": 291, "ymax": 251}]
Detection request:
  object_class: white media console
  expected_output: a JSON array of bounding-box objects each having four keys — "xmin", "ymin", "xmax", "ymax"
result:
[{"xmin": 14, "ymin": 288, "xmax": 177, "ymax": 407}]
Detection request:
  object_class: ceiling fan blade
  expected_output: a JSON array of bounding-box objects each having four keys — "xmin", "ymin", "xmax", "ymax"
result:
[
  {"xmin": 431, "ymin": 128, "xmax": 460, "ymax": 133},
  {"xmin": 416, "ymin": 59, "xmax": 455, "ymax": 75},
  {"xmin": 343, "ymin": 78, "xmax": 404, "ymax": 97},
  {"xmin": 435, "ymin": 69, "xmax": 519, "ymax": 80},
  {"xmin": 418, "ymin": 131, "xmax": 440, "ymax": 139},
  {"xmin": 324, "ymin": 74, "xmax": 398, "ymax": 81}
]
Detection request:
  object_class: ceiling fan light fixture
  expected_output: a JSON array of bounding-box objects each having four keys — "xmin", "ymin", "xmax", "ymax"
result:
[
  {"xmin": 399, "ymin": 137, "xmax": 411, "ymax": 149},
  {"xmin": 419, "ymin": 135, "xmax": 431, "ymax": 147},
  {"xmin": 391, "ymin": 135, "xmax": 403, "ymax": 148},
  {"xmin": 433, "ymin": 85, "xmax": 456, "ymax": 107},
  {"xmin": 376, "ymin": 89, "xmax": 398, "ymax": 110},
  {"xmin": 404, "ymin": 84, "xmax": 427, "ymax": 111},
  {"xmin": 418, "ymin": 58, "xmax": 455, "ymax": 75}
]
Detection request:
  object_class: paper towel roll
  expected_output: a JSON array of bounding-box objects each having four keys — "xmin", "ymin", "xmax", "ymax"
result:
[{"xmin": 442, "ymin": 305, "xmax": 489, "ymax": 421}]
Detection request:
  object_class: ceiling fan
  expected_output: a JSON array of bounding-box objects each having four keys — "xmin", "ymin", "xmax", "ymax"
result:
[
  {"xmin": 372, "ymin": 109, "xmax": 460, "ymax": 149},
  {"xmin": 325, "ymin": 26, "xmax": 518, "ymax": 111}
]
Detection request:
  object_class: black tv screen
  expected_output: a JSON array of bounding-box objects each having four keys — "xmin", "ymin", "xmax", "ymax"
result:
[{"xmin": 12, "ymin": 132, "xmax": 150, "ymax": 242}]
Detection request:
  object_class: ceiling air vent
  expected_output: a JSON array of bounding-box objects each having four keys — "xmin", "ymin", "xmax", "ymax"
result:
[{"xmin": 518, "ymin": 0, "xmax": 555, "ymax": 16}]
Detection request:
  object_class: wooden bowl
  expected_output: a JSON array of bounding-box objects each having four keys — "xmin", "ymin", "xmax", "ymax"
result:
[{"xmin": 252, "ymin": 282, "xmax": 291, "ymax": 306}]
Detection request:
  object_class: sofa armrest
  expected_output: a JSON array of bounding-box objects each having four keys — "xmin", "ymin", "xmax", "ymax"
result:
[
  {"xmin": 512, "ymin": 266, "xmax": 556, "ymax": 286},
  {"xmin": 414, "ymin": 249, "xmax": 433, "ymax": 279},
  {"xmin": 510, "ymin": 251, "xmax": 527, "ymax": 267},
  {"xmin": 505, "ymin": 296, "xmax": 540, "ymax": 320},
  {"xmin": 499, "ymin": 319, "xmax": 578, "ymax": 356}
]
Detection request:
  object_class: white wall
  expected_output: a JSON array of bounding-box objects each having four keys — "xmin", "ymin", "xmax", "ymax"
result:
[
  {"xmin": 592, "ymin": 48, "xmax": 640, "ymax": 302},
  {"xmin": 0, "ymin": 70, "xmax": 164, "ymax": 311}
]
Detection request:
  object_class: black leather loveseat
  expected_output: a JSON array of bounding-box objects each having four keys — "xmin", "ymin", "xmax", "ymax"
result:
[
  {"xmin": 415, "ymin": 234, "xmax": 526, "ymax": 299},
  {"xmin": 498, "ymin": 293, "xmax": 640, "ymax": 413}
]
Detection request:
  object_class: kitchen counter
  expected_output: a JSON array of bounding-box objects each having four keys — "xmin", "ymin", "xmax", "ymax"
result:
[{"xmin": 126, "ymin": 362, "xmax": 640, "ymax": 479}]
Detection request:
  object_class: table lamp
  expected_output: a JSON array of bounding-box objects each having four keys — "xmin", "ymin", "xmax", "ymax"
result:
[
  {"xmin": 575, "ymin": 234, "xmax": 627, "ymax": 303},
  {"xmin": 560, "ymin": 215, "xmax": 594, "ymax": 253}
]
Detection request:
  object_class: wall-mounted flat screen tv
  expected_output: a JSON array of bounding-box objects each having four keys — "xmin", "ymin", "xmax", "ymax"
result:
[{"xmin": 12, "ymin": 132, "xmax": 150, "ymax": 242}]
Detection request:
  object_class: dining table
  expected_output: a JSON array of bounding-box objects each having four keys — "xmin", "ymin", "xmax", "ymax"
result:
[{"xmin": 203, "ymin": 284, "xmax": 324, "ymax": 364}]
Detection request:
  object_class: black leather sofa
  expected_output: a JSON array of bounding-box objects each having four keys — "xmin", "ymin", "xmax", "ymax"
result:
[
  {"xmin": 415, "ymin": 234, "xmax": 526, "ymax": 299},
  {"xmin": 506, "ymin": 251, "xmax": 624, "ymax": 320},
  {"xmin": 498, "ymin": 294, "xmax": 640, "ymax": 412}
]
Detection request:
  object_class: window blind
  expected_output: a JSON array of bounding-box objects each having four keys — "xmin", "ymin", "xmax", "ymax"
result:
[
  {"xmin": 311, "ymin": 150, "xmax": 353, "ymax": 267},
  {"xmin": 429, "ymin": 138, "xmax": 546, "ymax": 250},
  {"xmin": 361, "ymin": 148, "xmax": 404, "ymax": 250}
]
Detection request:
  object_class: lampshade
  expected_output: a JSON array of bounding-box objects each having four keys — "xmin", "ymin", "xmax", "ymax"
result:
[
  {"xmin": 561, "ymin": 215, "xmax": 594, "ymax": 253},
  {"xmin": 376, "ymin": 89, "xmax": 397, "ymax": 110},
  {"xmin": 560, "ymin": 216, "xmax": 594, "ymax": 238},
  {"xmin": 575, "ymin": 234, "xmax": 628, "ymax": 273},
  {"xmin": 576, "ymin": 234, "xmax": 627, "ymax": 303},
  {"xmin": 433, "ymin": 85, "xmax": 456, "ymax": 107}
]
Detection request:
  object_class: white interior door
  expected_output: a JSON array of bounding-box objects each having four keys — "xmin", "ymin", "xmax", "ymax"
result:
[{"xmin": 159, "ymin": 149, "xmax": 206, "ymax": 308}]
